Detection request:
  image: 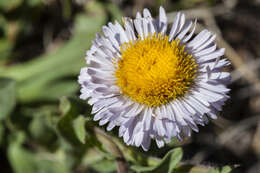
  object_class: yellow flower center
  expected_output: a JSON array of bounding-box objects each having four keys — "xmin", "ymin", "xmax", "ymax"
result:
[{"xmin": 115, "ymin": 33, "xmax": 198, "ymax": 107}]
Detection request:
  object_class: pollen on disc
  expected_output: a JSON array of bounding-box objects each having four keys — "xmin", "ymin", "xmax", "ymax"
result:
[{"xmin": 115, "ymin": 33, "xmax": 198, "ymax": 107}]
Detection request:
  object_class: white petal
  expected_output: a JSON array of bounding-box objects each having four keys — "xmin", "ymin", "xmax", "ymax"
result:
[
  {"xmin": 171, "ymin": 102, "xmax": 188, "ymax": 126},
  {"xmin": 160, "ymin": 104, "xmax": 168, "ymax": 119},
  {"xmin": 207, "ymin": 111, "xmax": 217, "ymax": 119},
  {"xmin": 179, "ymin": 99, "xmax": 196, "ymax": 115},
  {"xmin": 141, "ymin": 132, "xmax": 151, "ymax": 151},
  {"xmin": 134, "ymin": 131, "xmax": 144, "ymax": 147},
  {"xmin": 177, "ymin": 20, "xmax": 192, "ymax": 40},
  {"xmin": 211, "ymin": 102, "xmax": 222, "ymax": 111},
  {"xmin": 154, "ymin": 118, "xmax": 166, "ymax": 136},
  {"xmin": 114, "ymin": 21, "xmax": 129, "ymax": 43},
  {"xmin": 176, "ymin": 13, "xmax": 186, "ymax": 34},
  {"xmin": 194, "ymin": 34, "xmax": 216, "ymax": 52},
  {"xmin": 187, "ymin": 30, "xmax": 210, "ymax": 50},
  {"xmin": 134, "ymin": 18, "xmax": 144, "ymax": 39},
  {"xmin": 92, "ymin": 50, "xmax": 114, "ymax": 66},
  {"xmin": 87, "ymin": 67, "xmax": 113, "ymax": 78},
  {"xmin": 136, "ymin": 12, "xmax": 141, "ymax": 18},
  {"xmin": 144, "ymin": 107, "xmax": 152, "ymax": 131},
  {"xmin": 88, "ymin": 60, "xmax": 114, "ymax": 71},
  {"xmin": 107, "ymin": 122, "xmax": 116, "ymax": 131},
  {"xmin": 202, "ymin": 71, "xmax": 230, "ymax": 81},
  {"xmin": 88, "ymin": 97, "xmax": 99, "ymax": 105},
  {"xmin": 190, "ymin": 94, "xmax": 210, "ymax": 107},
  {"xmin": 184, "ymin": 97, "xmax": 210, "ymax": 115},
  {"xmin": 142, "ymin": 18, "xmax": 149, "ymax": 37},
  {"xmin": 197, "ymin": 48, "xmax": 225, "ymax": 63},
  {"xmin": 102, "ymin": 26, "xmax": 120, "ymax": 51},
  {"xmin": 95, "ymin": 34, "xmax": 117, "ymax": 53},
  {"xmin": 123, "ymin": 103, "xmax": 144, "ymax": 117},
  {"xmin": 123, "ymin": 17, "xmax": 136, "ymax": 41},
  {"xmin": 148, "ymin": 19, "xmax": 156, "ymax": 34},
  {"xmin": 123, "ymin": 117, "xmax": 135, "ymax": 142},
  {"xmin": 142, "ymin": 9, "xmax": 156, "ymax": 35},
  {"xmin": 92, "ymin": 96, "xmax": 119, "ymax": 114},
  {"xmin": 194, "ymin": 44, "xmax": 216, "ymax": 57},
  {"xmin": 165, "ymin": 103, "xmax": 176, "ymax": 121},
  {"xmin": 182, "ymin": 126, "xmax": 191, "ymax": 137},
  {"xmin": 164, "ymin": 120, "xmax": 177, "ymax": 137},
  {"xmin": 192, "ymin": 89, "xmax": 218, "ymax": 103},
  {"xmin": 199, "ymin": 59, "xmax": 230, "ymax": 71},
  {"xmin": 156, "ymin": 138, "xmax": 165, "ymax": 148},
  {"xmin": 99, "ymin": 112, "xmax": 112, "ymax": 125},
  {"xmin": 159, "ymin": 6, "xmax": 167, "ymax": 34},
  {"xmin": 199, "ymin": 81, "xmax": 230, "ymax": 93},
  {"xmin": 79, "ymin": 87, "xmax": 91, "ymax": 100},
  {"xmin": 182, "ymin": 19, "xmax": 197, "ymax": 43},
  {"xmin": 132, "ymin": 115, "xmax": 145, "ymax": 137},
  {"xmin": 197, "ymin": 87, "xmax": 225, "ymax": 100},
  {"xmin": 143, "ymin": 8, "xmax": 152, "ymax": 18},
  {"xmin": 119, "ymin": 125, "xmax": 126, "ymax": 137},
  {"xmin": 169, "ymin": 12, "xmax": 181, "ymax": 41}
]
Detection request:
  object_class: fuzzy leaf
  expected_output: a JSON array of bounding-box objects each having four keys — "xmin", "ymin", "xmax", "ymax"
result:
[
  {"xmin": 0, "ymin": 124, "xmax": 4, "ymax": 145},
  {"xmin": 220, "ymin": 166, "xmax": 232, "ymax": 173},
  {"xmin": 72, "ymin": 115, "xmax": 86, "ymax": 144},
  {"xmin": 8, "ymin": 133, "xmax": 70, "ymax": 173},
  {"xmin": 91, "ymin": 159, "xmax": 117, "ymax": 173},
  {"xmin": 0, "ymin": 78, "xmax": 16, "ymax": 120},
  {"xmin": 57, "ymin": 97, "xmax": 81, "ymax": 146},
  {"xmin": 0, "ymin": 39, "xmax": 12, "ymax": 60},
  {"xmin": 207, "ymin": 166, "xmax": 233, "ymax": 173},
  {"xmin": 131, "ymin": 147, "xmax": 183, "ymax": 173},
  {"xmin": 8, "ymin": 133, "xmax": 36, "ymax": 173}
]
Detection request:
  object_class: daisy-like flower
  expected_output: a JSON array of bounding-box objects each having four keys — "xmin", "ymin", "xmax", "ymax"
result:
[{"xmin": 78, "ymin": 7, "xmax": 230, "ymax": 151}]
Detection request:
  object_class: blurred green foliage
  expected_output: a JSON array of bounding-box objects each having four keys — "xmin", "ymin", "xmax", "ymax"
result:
[
  {"xmin": 0, "ymin": 78, "xmax": 16, "ymax": 120},
  {"xmin": 0, "ymin": 0, "xmax": 234, "ymax": 173}
]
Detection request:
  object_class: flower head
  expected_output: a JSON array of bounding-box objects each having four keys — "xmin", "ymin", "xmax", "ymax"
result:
[{"xmin": 78, "ymin": 7, "xmax": 230, "ymax": 151}]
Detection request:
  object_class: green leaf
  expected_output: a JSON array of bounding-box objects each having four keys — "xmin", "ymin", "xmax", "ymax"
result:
[
  {"xmin": 0, "ymin": 8, "xmax": 107, "ymax": 102},
  {"xmin": 208, "ymin": 166, "xmax": 234, "ymax": 173},
  {"xmin": 0, "ymin": 39, "xmax": 13, "ymax": 60},
  {"xmin": 84, "ymin": 1, "xmax": 106, "ymax": 22},
  {"xmin": 0, "ymin": 0, "xmax": 23, "ymax": 11},
  {"xmin": 57, "ymin": 96, "xmax": 92, "ymax": 147},
  {"xmin": 91, "ymin": 159, "xmax": 117, "ymax": 173},
  {"xmin": 72, "ymin": 115, "xmax": 86, "ymax": 144},
  {"xmin": 131, "ymin": 165, "xmax": 154, "ymax": 172},
  {"xmin": 106, "ymin": 3, "xmax": 123, "ymax": 22},
  {"xmin": 59, "ymin": 96, "xmax": 73, "ymax": 115},
  {"xmin": 220, "ymin": 166, "xmax": 232, "ymax": 173},
  {"xmin": 8, "ymin": 132, "xmax": 36, "ymax": 173},
  {"xmin": 207, "ymin": 166, "xmax": 233, "ymax": 173},
  {"xmin": 27, "ymin": 0, "xmax": 43, "ymax": 7},
  {"xmin": 131, "ymin": 147, "xmax": 183, "ymax": 173},
  {"xmin": 168, "ymin": 148, "xmax": 183, "ymax": 172},
  {"xmin": 33, "ymin": 81, "xmax": 79, "ymax": 100},
  {"xmin": 207, "ymin": 169, "xmax": 220, "ymax": 173},
  {"xmin": 0, "ymin": 78, "xmax": 16, "ymax": 120},
  {"xmin": 8, "ymin": 144, "xmax": 36, "ymax": 173},
  {"xmin": 29, "ymin": 113, "xmax": 57, "ymax": 145},
  {"xmin": 0, "ymin": 124, "xmax": 4, "ymax": 145},
  {"xmin": 57, "ymin": 97, "xmax": 81, "ymax": 146},
  {"xmin": 8, "ymin": 132, "xmax": 70, "ymax": 173},
  {"xmin": 174, "ymin": 164, "xmax": 211, "ymax": 173}
]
